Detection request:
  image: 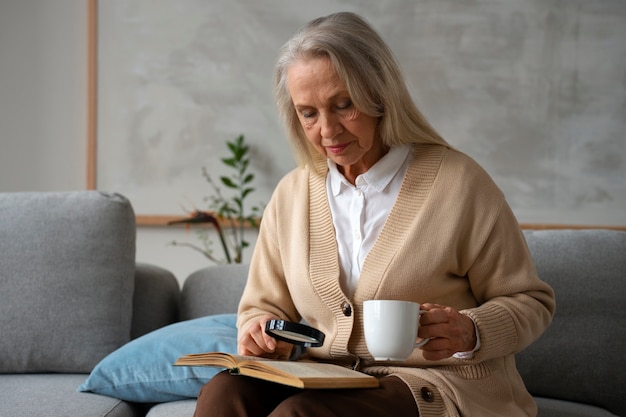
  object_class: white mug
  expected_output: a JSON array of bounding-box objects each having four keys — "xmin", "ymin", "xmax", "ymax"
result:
[{"xmin": 363, "ymin": 300, "xmax": 429, "ymax": 361}]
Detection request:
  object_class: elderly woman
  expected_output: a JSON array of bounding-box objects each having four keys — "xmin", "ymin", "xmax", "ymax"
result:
[{"xmin": 194, "ymin": 12, "xmax": 555, "ymax": 417}]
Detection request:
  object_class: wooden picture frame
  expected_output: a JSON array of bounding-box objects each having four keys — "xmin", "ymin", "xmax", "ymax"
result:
[
  {"xmin": 88, "ymin": 0, "xmax": 174, "ymax": 225},
  {"xmin": 85, "ymin": 0, "xmax": 296, "ymax": 226}
]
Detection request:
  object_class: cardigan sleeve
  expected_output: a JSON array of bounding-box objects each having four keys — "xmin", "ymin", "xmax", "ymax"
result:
[
  {"xmin": 460, "ymin": 201, "xmax": 556, "ymax": 362},
  {"xmin": 236, "ymin": 173, "xmax": 302, "ymax": 337},
  {"xmin": 235, "ymin": 184, "xmax": 297, "ymax": 337}
]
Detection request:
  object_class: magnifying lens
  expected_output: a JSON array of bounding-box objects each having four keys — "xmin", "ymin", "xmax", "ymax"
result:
[{"xmin": 265, "ymin": 320, "xmax": 325, "ymax": 347}]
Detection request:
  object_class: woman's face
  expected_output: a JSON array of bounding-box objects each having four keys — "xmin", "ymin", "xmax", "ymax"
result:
[{"xmin": 287, "ymin": 57, "xmax": 383, "ymax": 183}]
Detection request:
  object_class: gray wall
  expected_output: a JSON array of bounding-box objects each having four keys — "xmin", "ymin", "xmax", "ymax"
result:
[
  {"xmin": 0, "ymin": 0, "xmax": 87, "ymax": 192},
  {"xmin": 96, "ymin": 0, "xmax": 626, "ymax": 225}
]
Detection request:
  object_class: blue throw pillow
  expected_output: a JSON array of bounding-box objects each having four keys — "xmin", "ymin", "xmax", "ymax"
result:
[{"xmin": 78, "ymin": 314, "xmax": 237, "ymax": 402}]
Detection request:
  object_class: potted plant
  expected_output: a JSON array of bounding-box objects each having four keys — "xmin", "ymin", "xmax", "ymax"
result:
[{"xmin": 169, "ymin": 134, "xmax": 263, "ymax": 264}]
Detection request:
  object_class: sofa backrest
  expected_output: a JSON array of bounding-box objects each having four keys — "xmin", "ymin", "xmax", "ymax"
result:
[
  {"xmin": 518, "ymin": 229, "xmax": 626, "ymax": 416},
  {"xmin": 132, "ymin": 262, "xmax": 180, "ymax": 339},
  {"xmin": 180, "ymin": 263, "xmax": 249, "ymax": 321},
  {"xmin": 0, "ymin": 191, "xmax": 136, "ymax": 373}
]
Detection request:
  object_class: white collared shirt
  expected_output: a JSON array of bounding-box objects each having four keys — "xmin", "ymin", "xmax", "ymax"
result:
[{"xmin": 327, "ymin": 145, "xmax": 412, "ymax": 297}]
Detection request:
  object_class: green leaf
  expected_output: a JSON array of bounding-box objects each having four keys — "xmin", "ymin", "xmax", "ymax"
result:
[
  {"xmin": 222, "ymin": 157, "xmax": 237, "ymax": 168},
  {"xmin": 243, "ymin": 174, "xmax": 254, "ymax": 184},
  {"xmin": 221, "ymin": 176, "xmax": 237, "ymax": 188},
  {"xmin": 234, "ymin": 147, "xmax": 246, "ymax": 161}
]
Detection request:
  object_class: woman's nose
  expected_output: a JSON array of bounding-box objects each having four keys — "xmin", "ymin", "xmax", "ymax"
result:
[{"xmin": 320, "ymin": 112, "xmax": 342, "ymax": 139}]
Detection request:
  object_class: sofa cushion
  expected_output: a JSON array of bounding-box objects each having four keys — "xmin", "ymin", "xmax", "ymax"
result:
[
  {"xmin": 535, "ymin": 397, "xmax": 619, "ymax": 417},
  {"xmin": 146, "ymin": 399, "xmax": 197, "ymax": 417},
  {"xmin": 519, "ymin": 229, "xmax": 626, "ymax": 417},
  {"xmin": 0, "ymin": 191, "xmax": 136, "ymax": 373},
  {"xmin": 0, "ymin": 374, "xmax": 147, "ymax": 417},
  {"xmin": 79, "ymin": 314, "xmax": 238, "ymax": 402}
]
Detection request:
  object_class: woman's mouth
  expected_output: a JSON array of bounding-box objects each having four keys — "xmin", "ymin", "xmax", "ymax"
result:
[{"xmin": 326, "ymin": 143, "xmax": 350, "ymax": 155}]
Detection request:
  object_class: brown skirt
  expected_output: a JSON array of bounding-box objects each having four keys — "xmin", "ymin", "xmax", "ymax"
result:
[{"xmin": 193, "ymin": 370, "xmax": 419, "ymax": 417}]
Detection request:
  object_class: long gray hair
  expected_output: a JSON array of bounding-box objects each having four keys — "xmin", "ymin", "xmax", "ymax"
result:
[{"xmin": 274, "ymin": 12, "xmax": 448, "ymax": 167}]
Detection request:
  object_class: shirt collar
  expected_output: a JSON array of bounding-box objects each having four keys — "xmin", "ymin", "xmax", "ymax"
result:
[{"xmin": 328, "ymin": 144, "xmax": 412, "ymax": 196}]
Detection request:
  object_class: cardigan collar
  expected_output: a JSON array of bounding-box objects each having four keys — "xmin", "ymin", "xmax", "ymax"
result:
[{"xmin": 308, "ymin": 143, "xmax": 446, "ymax": 303}]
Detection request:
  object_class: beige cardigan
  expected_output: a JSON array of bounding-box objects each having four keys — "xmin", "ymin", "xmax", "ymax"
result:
[{"xmin": 238, "ymin": 144, "xmax": 555, "ymax": 417}]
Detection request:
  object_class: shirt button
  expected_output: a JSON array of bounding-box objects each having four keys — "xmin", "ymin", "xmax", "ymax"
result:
[
  {"xmin": 341, "ymin": 301, "xmax": 352, "ymax": 317},
  {"xmin": 421, "ymin": 387, "xmax": 435, "ymax": 402}
]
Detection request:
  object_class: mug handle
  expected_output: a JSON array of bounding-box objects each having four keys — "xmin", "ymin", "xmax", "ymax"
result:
[{"xmin": 414, "ymin": 309, "xmax": 431, "ymax": 348}]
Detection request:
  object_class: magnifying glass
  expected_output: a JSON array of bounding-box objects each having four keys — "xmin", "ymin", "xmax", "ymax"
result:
[{"xmin": 265, "ymin": 320, "xmax": 325, "ymax": 347}]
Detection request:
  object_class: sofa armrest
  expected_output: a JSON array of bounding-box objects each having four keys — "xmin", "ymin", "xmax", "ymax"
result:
[{"xmin": 131, "ymin": 263, "xmax": 180, "ymax": 339}]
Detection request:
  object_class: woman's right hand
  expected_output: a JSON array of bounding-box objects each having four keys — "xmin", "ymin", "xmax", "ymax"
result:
[{"xmin": 237, "ymin": 314, "xmax": 294, "ymax": 359}]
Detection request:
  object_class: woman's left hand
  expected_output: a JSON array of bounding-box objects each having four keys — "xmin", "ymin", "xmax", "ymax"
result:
[{"xmin": 418, "ymin": 303, "xmax": 477, "ymax": 361}]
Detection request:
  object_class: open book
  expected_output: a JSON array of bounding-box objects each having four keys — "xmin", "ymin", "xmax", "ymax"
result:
[{"xmin": 174, "ymin": 352, "xmax": 379, "ymax": 389}]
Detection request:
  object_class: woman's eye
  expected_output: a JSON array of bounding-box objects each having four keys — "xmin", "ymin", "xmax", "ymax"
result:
[
  {"xmin": 337, "ymin": 100, "xmax": 353, "ymax": 110},
  {"xmin": 301, "ymin": 110, "xmax": 316, "ymax": 119}
]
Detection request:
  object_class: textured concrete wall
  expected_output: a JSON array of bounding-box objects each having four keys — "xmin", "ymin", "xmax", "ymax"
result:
[{"xmin": 97, "ymin": 0, "xmax": 625, "ymax": 225}]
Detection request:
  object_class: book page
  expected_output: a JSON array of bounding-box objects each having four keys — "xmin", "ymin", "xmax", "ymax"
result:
[
  {"xmin": 175, "ymin": 352, "xmax": 261, "ymax": 367},
  {"xmin": 249, "ymin": 361, "xmax": 371, "ymax": 379},
  {"xmin": 240, "ymin": 360, "xmax": 378, "ymax": 389}
]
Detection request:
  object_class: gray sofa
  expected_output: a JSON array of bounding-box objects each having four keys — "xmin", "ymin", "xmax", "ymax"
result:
[
  {"xmin": 1, "ymin": 191, "xmax": 624, "ymax": 417},
  {"xmin": 148, "ymin": 230, "xmax": 626, "ymax": 417},
  {"xmin": 0, "ymin": 191, "xmax": 181, "ymax": 417}
]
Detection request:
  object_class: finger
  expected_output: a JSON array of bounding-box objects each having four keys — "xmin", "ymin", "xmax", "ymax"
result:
[
  {"xmin": 418, "ymin": 336, "xmax": 456, "ymax": 361},
  {"xmin": 238, "ymin": 342, "xmax": 263, "ymax": 357},
  {"xmin": 249, "ymin": 321, "xmax": 276, "ymax": 352},
  {"xmin": 421, "ymin": 347, "xmax": 455, "ymax": 361},
  {"xmin": 419, "ymin": 315, "xmax": 477, "ymax": 353},
  {"xmin": 418, "ymin": 322, "xmax": 449, "ymax": 339},
  {"xmin": 420, "ymin": 303, "xmax": 446, "ymax": 311},
  {"xmin": 238, "ymin": 316, "xmax": 278, "ymax": 356},
  {"xmin": 238, "ymin": 333, "xmax": 268, "ymax": 357},
  {"xmin": 239, "ymin": 329, "xmax": 293, "ymax": 358},
  {"xmin": 420, "ymin": 336, "xmax": 450, "ymax": 351},
  {"xmin": 260, "ymin": 322, "xmax": 278, "ymax": 351},
  {"xmin": 273, "ymin": 340, "xmax": 295, "ymax": 359},
  {"xmin": 257, "ymin": 318, "xmax": 275, "ymax": 348},
  {"xmin": 239, "ymin": 333, "xmax": 281, "ymax": 358},
  {"xmin": 419, "ymin": 308, "xmax": 451, "ymax": 327}
]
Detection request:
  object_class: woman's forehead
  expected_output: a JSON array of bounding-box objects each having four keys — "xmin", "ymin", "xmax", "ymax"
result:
[{"xmin": 287, "ymin": 58, "xmax": 348, "ymax": 104}]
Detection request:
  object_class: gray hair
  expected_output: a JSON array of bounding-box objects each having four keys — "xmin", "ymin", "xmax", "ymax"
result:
[{"xmin": 274, "ymin": 12, "xmax": 448, "ymax": 167}]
